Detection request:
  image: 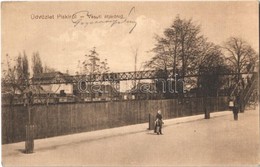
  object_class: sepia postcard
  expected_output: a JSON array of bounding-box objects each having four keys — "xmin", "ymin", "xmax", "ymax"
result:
[{"xmin": 1, "ymin": 1, "xmax": 259, "ymax": 166}]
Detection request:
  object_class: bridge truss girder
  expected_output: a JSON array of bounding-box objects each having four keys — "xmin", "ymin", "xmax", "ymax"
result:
[{"xmin": 5, "ymin": 69, "xmax": 256, "ymax": 86}]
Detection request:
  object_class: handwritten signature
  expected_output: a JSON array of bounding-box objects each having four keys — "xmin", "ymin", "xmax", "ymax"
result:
[{"xmin": 71, "ymin": 7, "xmax": 137, "ymax": 33}]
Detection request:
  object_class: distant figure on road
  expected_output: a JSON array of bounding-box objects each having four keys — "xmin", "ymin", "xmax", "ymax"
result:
[
  {"xmin": 154, "ymin": 110, "xmax": 163, "ymax": 134},
  {"xmin": 233, "ymin": 96, "xmax": 240, "ymax": 121},
  {"xmin": 228, "ymin": 96, "xmax": 234, "ymax": 110}
]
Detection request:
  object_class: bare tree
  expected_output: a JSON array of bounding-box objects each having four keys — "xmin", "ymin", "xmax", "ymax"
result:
[
  {"xmin": 223, "ymin": 37, "xmax": 258, "ymax": 81},
  {"xmin": 2, "ymin": 54, "xmax": 17, "ymax": 95},
  {"xmin": 198, "ymin": 46, "xmax": 231, "ymax": 97},
  {"xmin": 80, "ymin": 47, "xmax": 110, "ymax": 75},
  {"xmin": 32, "ymin": 52, "xmax": 43, "ymax": 76},
  {"xmin": 2, "ymin": 52, "xmax": 30, "ymax": 104},
  {"xmin": 16, "ymin": 52, "xmax": 30, "ymax": 92},
  {"xmin": 145, "ymin": 36, "xmax": 172, "ymax": 71},
  {"xmin": 146, "ymin": 16, "xmax": 208, "ymax": 77}
]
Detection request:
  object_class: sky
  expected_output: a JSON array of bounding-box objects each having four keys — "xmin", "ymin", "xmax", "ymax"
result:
[{"xmin": 2, "ymin": 1, "xmax": 259, "ymax": 75}]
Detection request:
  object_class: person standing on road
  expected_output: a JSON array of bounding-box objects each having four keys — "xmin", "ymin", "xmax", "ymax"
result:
[
  {"xmin": 154, "ymin": 110, "xmax": 163, "ymax": 134},
  {"xmin": 228, "ymin": 96, "xmax": 234, "ymax": 110}
]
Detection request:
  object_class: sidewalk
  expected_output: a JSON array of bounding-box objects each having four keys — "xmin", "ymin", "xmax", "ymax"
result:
[{"xmin": 2, "ymin": 111, "xmax": 231, "ymax": 157}]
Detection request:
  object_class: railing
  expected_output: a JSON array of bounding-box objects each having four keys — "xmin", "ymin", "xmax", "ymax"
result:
[
  {"xmin": 239, "ymin": 72, "xmax": 258, "ymax": 107},
  {"xmin": 228, "ymin": 72, "xmax": 258, "ymax": 109},
  {"xmin": 243, "ymin": 73, "xmax": 258, "ymax": 105}
]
